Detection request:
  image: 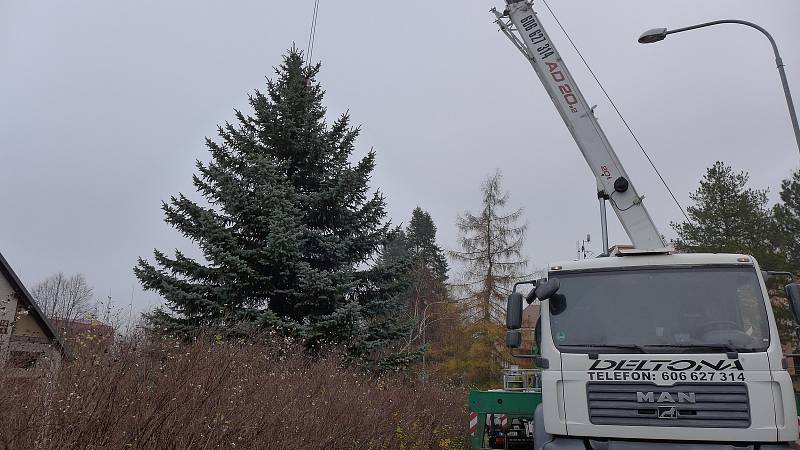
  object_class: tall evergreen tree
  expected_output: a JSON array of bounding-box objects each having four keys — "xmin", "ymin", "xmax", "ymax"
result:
[
  {"xmin": 406, "ymin": 207, "xmax": 449, "ymax": 284},
  {"xmin": 774, "ymin": 169, "xmax": 800, "ymax": 270},
  {"xmin": 674, "ymin": 162, "xmax": 799, "ymax": 349},
  {"xmin": 379, "ymin": 208, "xmax": 450, "ymax": 345},
  {"xmin": 397, "ymin": 208, "xmax": 450, "ymax": 346},
  {"xmin": 134, "ymin": 49, "xmax": 413, "ymax": 369},
  {"xmin": 771, "ymin": 169, "xmax": 800, "ymax": 350},
  {"xmin": 671, "ymin": 161, "xmax": 780, "ymax": 268}
]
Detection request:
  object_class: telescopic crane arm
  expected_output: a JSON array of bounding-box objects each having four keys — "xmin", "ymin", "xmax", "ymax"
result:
[{"xmin": 493, "ymin": 0, "xmax": 665, "ymax": 250}]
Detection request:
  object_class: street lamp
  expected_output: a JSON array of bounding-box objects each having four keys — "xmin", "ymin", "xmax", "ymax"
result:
[{"xmin": 639, "ymin": 20, "xmax": 800, "ymax": 156}]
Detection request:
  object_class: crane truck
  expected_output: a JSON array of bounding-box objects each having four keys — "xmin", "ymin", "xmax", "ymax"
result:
[{"xmin": 468, "ymin": 1, "xmax": 800, "ymax": 449}]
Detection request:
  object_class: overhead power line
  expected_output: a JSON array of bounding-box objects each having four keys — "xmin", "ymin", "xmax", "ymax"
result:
[{"xmin": 306, "ymin": 0, "xmax": 321, "ymax": 65}]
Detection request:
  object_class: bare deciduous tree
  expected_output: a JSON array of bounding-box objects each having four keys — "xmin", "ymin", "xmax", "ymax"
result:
[{"xmin": 31, "ymin": 273, "xmax": 94, "ymax": 322}]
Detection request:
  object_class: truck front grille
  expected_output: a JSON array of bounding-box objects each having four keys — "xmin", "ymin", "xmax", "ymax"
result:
[{"xmin": 587, "ymin": 382, "xmax": 750, "ymax": 428}]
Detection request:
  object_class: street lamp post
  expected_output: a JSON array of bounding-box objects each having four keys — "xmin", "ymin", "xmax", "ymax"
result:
[{"xmin": 639, "ymin": 20, "xmax": 800, "ymax": 156}]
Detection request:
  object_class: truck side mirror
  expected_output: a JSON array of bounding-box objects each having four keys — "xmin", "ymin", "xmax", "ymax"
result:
[
  {"xmin": 785, "ymin": 283, "xmax": 800, "ymax": 324},
  {"xmin": 506, "ymin": 330, "xmax": 522, "ymax": 348},
  {"xmin": 506, "ymin": 292, "xmax": 523, "ymax": 329},
  {"xmin": 534, "ymin": 278, "xmax": 560, "ymax": 301}
]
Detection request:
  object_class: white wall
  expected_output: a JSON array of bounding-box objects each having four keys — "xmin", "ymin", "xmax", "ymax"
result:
[{"xmin": 0, "ymin": 273, "xmax": 20, "ymax": 367}]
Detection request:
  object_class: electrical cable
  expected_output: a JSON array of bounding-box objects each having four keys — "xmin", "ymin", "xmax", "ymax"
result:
[
  {"xmin": 608, "ymin": 194, "xmax": 637, "ymax": 212},
  {"xmin": 305, "ymin": 0, "xmax": 321, "ymax": 65},
  {"xmin": 540, "ymin": 0, "xmax": 690, "ymax": 223}
]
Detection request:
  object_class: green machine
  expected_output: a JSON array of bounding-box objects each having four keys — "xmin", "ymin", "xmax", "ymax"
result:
[
  {"xmin": 467, "ymin": 367, "xmax": 543, "ymax": 450},
  {"xmin": 467, "ymin": 390, "xmax": 541, "ymax": 450}
]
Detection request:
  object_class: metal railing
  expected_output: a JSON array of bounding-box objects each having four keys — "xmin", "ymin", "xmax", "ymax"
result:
[{"xmin": 502, "ymin": 368, "xmax": 542, "ymax": 392}]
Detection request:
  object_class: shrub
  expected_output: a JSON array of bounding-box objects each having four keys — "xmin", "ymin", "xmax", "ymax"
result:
[{"xmin": 0, "ymin": 334, "xmax": 467, "ymax": 449}]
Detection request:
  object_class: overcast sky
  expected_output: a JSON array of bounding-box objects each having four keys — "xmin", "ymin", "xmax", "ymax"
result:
[{"xmin": 2, "ymin": 0, "xmax": 799, "ymax": 316}]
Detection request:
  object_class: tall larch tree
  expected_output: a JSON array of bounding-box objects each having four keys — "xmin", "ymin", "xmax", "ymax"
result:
[
  {"xmin": 449, "ymin": 170, "xmax": 529, "ymax": 385},
  {"xmin": 134, "ymin": 49, "xmax": 413, "ymax": 370},
  {"xmin": 451, "ymin": 170, "xmax": 529, "ymax": 324}
]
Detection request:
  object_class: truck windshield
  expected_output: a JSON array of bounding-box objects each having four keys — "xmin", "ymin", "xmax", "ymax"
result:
[{"xmin": 549, "ymin": 266, "xmax": 770, "ymax": 353}]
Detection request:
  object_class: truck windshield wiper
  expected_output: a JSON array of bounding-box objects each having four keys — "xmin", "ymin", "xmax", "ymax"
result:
[
  {"xmin": 559, "ymin": 344, "xmax": 647, "ymax": 354},
  {"xmin": 641, "ymin": 343, "xmax": 742, "ymax": 357}
]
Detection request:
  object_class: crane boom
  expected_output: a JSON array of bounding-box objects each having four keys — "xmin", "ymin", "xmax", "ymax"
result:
[{"xmin": 493, "ymin": 0, "xmax": 665, "ymax": 250}]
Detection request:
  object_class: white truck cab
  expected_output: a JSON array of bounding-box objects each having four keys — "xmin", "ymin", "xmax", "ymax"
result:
[
  {"xmin": 492, "ymin": 1, "xmax": 800, "ymax": 447},
  {"xmin": 519, "ymin": 252, "xmax": 799, "ymax": 449}
]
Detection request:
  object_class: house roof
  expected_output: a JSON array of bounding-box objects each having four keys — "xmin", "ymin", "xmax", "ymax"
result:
[{"xmin": 0, "ymin": 251, "xmax": 66, "ymax": 353}]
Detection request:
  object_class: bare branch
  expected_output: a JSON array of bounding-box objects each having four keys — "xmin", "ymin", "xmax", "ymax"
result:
[{"xmin": 31, "ymin": 272, "xmax": 94, "ymax": 322}]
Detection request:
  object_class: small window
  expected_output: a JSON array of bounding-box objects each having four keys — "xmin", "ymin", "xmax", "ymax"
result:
[{"xmin": 9, "ymin": 351, "xmax": 40, "ymax": 369}]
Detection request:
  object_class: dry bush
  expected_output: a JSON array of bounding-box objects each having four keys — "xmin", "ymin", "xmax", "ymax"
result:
[{"xmin": 0, "ymin": 334, "xmax": 467, "ymax": 449}]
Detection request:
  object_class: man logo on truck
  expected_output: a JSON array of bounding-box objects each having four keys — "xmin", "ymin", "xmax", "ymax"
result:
[{"xmin": 637, "ymin": 391, "xmax": 696, "ymax": 404}]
